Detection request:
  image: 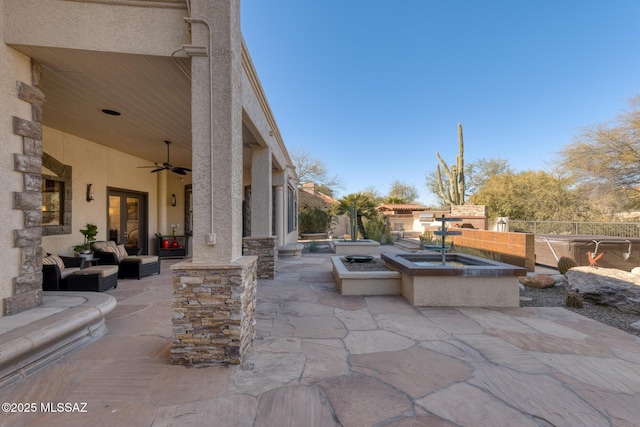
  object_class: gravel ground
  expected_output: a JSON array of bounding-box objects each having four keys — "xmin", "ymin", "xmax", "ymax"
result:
[
  {"xmin": 520, "ymin": 281, "xmax": 640, "ymax": 337},
  {"xmin": 341, "ymin": 258, "xmax": 640, "ymax": 337}
]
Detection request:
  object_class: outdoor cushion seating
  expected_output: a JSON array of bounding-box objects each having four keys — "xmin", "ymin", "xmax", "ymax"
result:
[
  {"xmin": 91, "ymin": 241, "xmax": 161, "ymax": 279},
  {"xmin": 67, "ymin": 265, "xmax": 119, "ymax": 292},
  {"xmin": 42, "ymin": 255, "xmax": 85, "ymax": 291}
]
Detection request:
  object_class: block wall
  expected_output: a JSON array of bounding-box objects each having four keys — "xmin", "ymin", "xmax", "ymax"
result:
[{"xmin": 450, "ymin": 228, "xmax": 535, "ymax": 272}]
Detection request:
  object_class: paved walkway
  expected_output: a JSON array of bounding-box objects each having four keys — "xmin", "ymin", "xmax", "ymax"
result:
[{"xmin": 1, "ymin": 253, "xmax": 640, "ymax": 426}]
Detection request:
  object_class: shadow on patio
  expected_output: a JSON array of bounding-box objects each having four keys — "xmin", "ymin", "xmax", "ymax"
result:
[{"xmin": 1, "ymin": 254, "xmax": 639, "ymax": 426}]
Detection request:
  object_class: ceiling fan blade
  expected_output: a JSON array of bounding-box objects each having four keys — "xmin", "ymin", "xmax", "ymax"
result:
[
  {"xmin": 138, "ymin": 141, "xmax": 191, "ymax": 174},
  {"xmin": 137, "ymin": 165, "xmax": 159, "ymax": 169}
]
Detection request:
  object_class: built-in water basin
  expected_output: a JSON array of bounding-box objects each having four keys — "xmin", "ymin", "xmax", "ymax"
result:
[
  {"xmin": 381, "ymin": 252, "xmax": 526, "ymax": 307},
  {"xmin": 329, "ymin": 239, "xmax": 380, "ymax": 255}
]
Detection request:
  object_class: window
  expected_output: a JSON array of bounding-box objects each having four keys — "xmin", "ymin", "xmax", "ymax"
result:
[
  {"xmin": 42, "ymin": 177, "xmax": 64, "ymax": 226},
  {"xmin": 41, "ymin": 152, "xmax": 72, "ymax": 235},
  {"xmin": 287, "ymin": 185, "xmax": 297, "ymax": 233}
]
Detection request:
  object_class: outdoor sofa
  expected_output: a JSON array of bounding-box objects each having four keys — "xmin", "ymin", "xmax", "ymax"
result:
[{"xmin": 91, "ymin": 241, "xmax": 160, "ymax": 279}]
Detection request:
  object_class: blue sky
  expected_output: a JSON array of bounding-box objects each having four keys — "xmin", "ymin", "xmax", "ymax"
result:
[{"xmin": 241, "ymin": 1, "xmax": 640, "ymax": 205}]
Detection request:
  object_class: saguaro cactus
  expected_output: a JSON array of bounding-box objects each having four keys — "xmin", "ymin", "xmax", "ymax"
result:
[{"xmin": 436, "ymin": 123, "xmax": 465, "ymax": 206}]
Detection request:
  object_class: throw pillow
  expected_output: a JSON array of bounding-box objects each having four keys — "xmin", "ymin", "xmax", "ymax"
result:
[
  {"xmin": 43, "ymin": 255, "xmax": 65, "ymax": 269},
  {"xmin": 115, "ymin": 245, "xmax": 128, "ymax": 258}
]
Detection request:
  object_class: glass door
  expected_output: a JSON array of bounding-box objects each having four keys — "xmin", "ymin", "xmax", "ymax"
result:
[{"xmin": 107, "ymin": 189, "xmax": 148, "ymax": 254}]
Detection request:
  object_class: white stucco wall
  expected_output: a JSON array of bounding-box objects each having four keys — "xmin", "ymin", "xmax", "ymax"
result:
[
  {"xmin": 0, "ymin": 34, "xmax": 32, "ymax": 310},
  {"xmin": 2, "ymin": 0, "xmax": 188, "ymax": 57},
  {"xmin": 165, "ymin": 171, "xmax": 191, "ymax": 236},
  {"xmin": 42, "ymin": 126, "xmax": 159, "ymax": 256}
]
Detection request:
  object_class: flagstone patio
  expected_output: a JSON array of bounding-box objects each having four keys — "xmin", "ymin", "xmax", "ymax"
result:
[{"xmin": 1, "ymin": 251, "xmax": 639, "ymax": 426}]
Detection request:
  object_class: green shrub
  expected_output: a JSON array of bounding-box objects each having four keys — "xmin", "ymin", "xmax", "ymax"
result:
[
  {"xmin": 363, "ymin": 215, "xmax": 388, "ymax": 243},
  {"xmin": 298, "ymin": 207, "xmax": 331, "ymax": 234}
]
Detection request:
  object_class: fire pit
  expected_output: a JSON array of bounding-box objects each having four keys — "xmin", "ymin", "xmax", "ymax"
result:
[{"xmin": 344, "ymin": 255, "xmax": 374, "ymax": 263}]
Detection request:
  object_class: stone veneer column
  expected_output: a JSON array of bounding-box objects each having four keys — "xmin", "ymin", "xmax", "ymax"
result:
[
  {"xmin": 243, "ymin": 236, "xmax": 277, "ymax": 279},
  {"xmin": 171, "ymin": 256, "xmax": 257, "ymax": 365},
  {"xmin": 5, "ymin": 64, "xmax": 45, "ymax": 315},
  {"xmin": 189, "ymin": 0, "xmax": 243, "ymax": 264},
  {"xmin": 172, "ymin": 0, "xmax": 258, "ymax": 365}
]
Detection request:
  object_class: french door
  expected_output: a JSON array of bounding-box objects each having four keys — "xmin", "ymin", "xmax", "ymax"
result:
[{"xmin": 107, "ymin": 189, "xmax": 149, "ymax": 254}]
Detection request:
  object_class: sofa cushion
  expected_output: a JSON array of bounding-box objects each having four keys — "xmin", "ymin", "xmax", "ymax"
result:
[
  {"xmin": 60, "ymin": 267, "xmax": 81, "ymax": 279},
  {"xmin": 72, "ymin": 265, "xmax": 119, "ymax": 278},
  {"xmin": 43, "ymin": 255, "xmax": 65, "ymax": 270},
  {"xmin": 122, "ymin": 255, "xmax": 159, "ymax": 265}
]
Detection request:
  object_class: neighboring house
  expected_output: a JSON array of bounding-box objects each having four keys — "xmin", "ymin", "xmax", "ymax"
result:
[
  {"xmin": 377, "ymin": 204, "xmax": 431, "ymax": 235},
  {"xmin": 298, "ymin": 183, "xmax": 347, "ymax": 237},
  {"xmin": 298, "ymin": 183, "xmax": 337, "ymax": 209},
  {"xmin": 1, "ymin": 0, "xmax": 298, "ymax": 345}
]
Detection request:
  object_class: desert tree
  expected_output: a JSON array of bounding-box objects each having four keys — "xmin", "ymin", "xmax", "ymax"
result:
[
  {"xmin": 559, "ymin": 95, "xmax": 640, "ymax": 210},
  {"xmin": 468, "ymin": 170, "xmax": 588, "ymax": 220},
  {"xmin": 290, "ymin": 147, "xmax": 342, "ymax": 197},
  {"xmin": 386, "ymin": 180, "xmax": 419, "ymax": 204}
]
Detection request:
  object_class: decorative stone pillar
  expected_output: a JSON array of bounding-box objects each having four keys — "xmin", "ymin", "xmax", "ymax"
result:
[
  {"xmin": 243, "ymin": 236, "xmax": 277, "ymax": 279},
  {"xmin": 172, "ymin": 0, "xmax": 257, "ymax": 365},
  {"xmin": 189, "ymin": 0, "xmax": 243, "ymax": 264},
  {"xmin": 6, "ymin": 68, "xmax": 45, "ymax": 315},
  {"xmin": 171, "ymin": 256, "xmax": 257, "ymax": 365}
]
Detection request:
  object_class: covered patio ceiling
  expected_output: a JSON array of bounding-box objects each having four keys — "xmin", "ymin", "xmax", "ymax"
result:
[
  {"xmin": 14, "ymin": 45, "xmax": 195, "ymax": 168},
  {"xmin": 12, "ymin": 44, "xmax": 268, "ymax": 173}
]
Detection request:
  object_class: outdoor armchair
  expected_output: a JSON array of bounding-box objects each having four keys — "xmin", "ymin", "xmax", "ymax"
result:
[{"xmin": 42, "ymin": 255, "xmax": 85, "ymax": 291}]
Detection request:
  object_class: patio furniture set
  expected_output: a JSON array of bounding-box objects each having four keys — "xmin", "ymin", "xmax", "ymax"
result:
[{"xmin": 42, "ymin": 241, "xmax": 160, "ymax": 292}]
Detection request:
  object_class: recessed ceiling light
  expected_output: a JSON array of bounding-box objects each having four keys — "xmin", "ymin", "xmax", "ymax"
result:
[{"xmin": 101, "ymin": 109, "xmax": 121, "ymax": 116}]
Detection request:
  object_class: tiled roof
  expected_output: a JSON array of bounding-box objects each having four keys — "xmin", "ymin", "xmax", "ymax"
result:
[{"xmin": 377, "ymin": 204, "xmax": 429, "ymax": 211}]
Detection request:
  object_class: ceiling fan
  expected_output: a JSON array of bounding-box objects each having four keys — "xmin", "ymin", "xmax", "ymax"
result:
[{"xmin": 138, "ymin": 140, "xmax": 191, "ymax": 175}]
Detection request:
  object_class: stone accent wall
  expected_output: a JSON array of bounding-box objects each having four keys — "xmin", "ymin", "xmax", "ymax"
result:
[
  {"xmin": 171, "ymin": 256, "xmax": 257, "ymax": 365},
  {"xmin": 451, "ymin": 204, "xmax": 487, "ymax": 218},
  {"xmin": 5, "ymin": 68, "xmax": 45, "ymax": 315},
  {"xmin": 243, "ymin": 236, "xmax": 277, "ymax": 279},
  {"xmin": 450, "ymin": 229, "xmax": 535, "ymax": 272}
]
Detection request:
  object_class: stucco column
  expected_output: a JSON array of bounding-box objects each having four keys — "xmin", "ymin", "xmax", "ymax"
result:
[
  {"xmin": 189, "ymin": 0, "xmax": 243, "ymax": 263},
  {"xmin": 250, "ymin": 146, "xmax": 271, "ymax": 237},
  {"xmin": 273, "ymin": 185, "xmax": 284, "ymax": 245},
  {"xmin": 273, "ymin": 170, "xmax": 285, "ymax": 246}
]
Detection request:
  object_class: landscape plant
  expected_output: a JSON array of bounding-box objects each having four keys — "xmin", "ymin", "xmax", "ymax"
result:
[
  {"xmin": 557, "ymin": 256, "xmax": 578, "ymax": 274},
  {"xmin": 419, "ymin": 230, "xmax": 437, "ymax": 249},
  {"xmin": 363, "ymin": 215, "xmax": 391, "ymax": 244},
  {"xmin": 333, "ymin": 193, "xmax": 377, "ymax": 240},
  {"xmin": 74, "ymin": 222, "xmax": 98, "ymax": 253},
  {"xmin": 298, "ymin": 206, "xmax": 332, "ymax": 234},
  {"xmin": 435, "ymin": 123, "xmax": 466, "ymax": 206}
]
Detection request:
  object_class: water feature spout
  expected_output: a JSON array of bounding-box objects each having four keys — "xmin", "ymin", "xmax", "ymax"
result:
[{"xmin": 433, "ymin": 215, "xmax": 462, "ymax": 265}]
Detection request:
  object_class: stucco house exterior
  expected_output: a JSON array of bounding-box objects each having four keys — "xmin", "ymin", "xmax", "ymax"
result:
[{"xmin": 1, "ymin": 0, "xmax": 297, "ymax": 364}]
